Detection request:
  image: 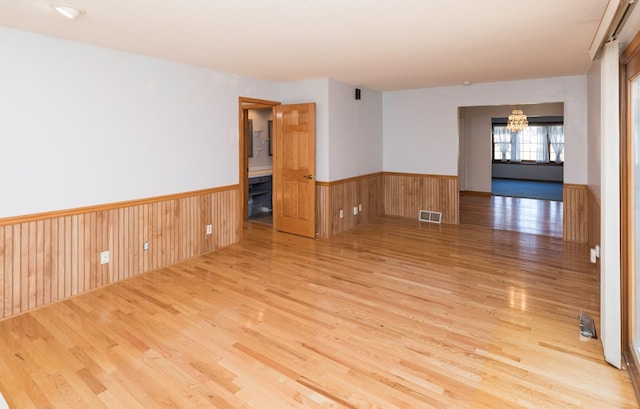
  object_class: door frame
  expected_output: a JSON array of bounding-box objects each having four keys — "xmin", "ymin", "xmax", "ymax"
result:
[
  {"xmin": 621, "ymin": 30, "xmax": 640, "ymax": 400},
  {"xmin": 238, "ymin": 97, "xmax": 280, "ymax": 237}
]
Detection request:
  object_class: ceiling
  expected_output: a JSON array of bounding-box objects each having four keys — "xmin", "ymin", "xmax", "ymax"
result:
[{"xmin": 0, "ymin": 0, "xmax": 612, "ymax": 91}]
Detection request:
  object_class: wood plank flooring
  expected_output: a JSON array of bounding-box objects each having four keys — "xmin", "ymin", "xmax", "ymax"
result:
[
  {"xmin": 460, "ymin": 194, "xmax": 563, "ymax": 238},
  {"xmin": 0, "ymin": 213, "xmax": 635, "ymax": 408}
]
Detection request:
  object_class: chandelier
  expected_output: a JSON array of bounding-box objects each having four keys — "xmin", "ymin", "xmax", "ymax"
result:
[{"xmin": 507, "ymin": 109, "xmax": 528, "ymax": 132}]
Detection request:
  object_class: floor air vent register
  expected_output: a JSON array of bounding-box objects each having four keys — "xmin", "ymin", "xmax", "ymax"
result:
[
  {"xmin": 579, "ymin": 311, "xmax": 597, "ymax": 339},
  {"xmin": 418, "ymin": 210, "xmax": 442, "ymax": 224}
]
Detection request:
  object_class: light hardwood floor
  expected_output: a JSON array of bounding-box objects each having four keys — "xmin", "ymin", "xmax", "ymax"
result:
[{"xmin": 0, "ymin": 207, "xmax": 636, "ymax": 408}]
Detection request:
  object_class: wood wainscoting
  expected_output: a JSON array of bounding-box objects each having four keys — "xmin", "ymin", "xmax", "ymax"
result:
[
  {"xmin": 383, "ymin": 172, "xmax": 458, "ymax": 224},
  {"xmin": 316, "ymin": 173, "xmax": 383, "ymax": 238},
  {"xmin": 0, "ymin": 186, "xmax": 240, "ymax": 318},
  {"xmin": 563, "ymin": 184, "xmax": 588, "ymax": 243}
]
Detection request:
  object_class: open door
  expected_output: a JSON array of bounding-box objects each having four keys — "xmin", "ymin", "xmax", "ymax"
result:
[{"xmin": 273, "ymin": 103, "xmax": 316, "ymax": 238}]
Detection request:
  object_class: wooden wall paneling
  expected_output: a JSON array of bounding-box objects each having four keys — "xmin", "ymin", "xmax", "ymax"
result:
[
  {"xmin": 90, "ymin": 211, "xmax": 97, "ymax": 291},
  {"xmin": 563, "ymin": 184, "xmax": 588, "ymax": 243},
  {"xmin": 121, "ymin": 207, "xmax": 129, "ymax": 284},
  {"xmin": 383, "ymin": 173, "xmax": 458, "ymax": 224},
  {"xmin": 314, "ymin": 173, "xmax": 384, "ymax": 238},
  {"xmin": 44, "ymin": 219, "xmax": 51, "ymax": 305},
  {"xmin": 19, "ymin": 223, "xmax": 28, "ymax": 312},
  {"xmin": 35, "ymin": 219, "xmax": 43, "ymax": 306},
  {"xmin": 123, "ymin": 206, "xmax": 130, "ymax": 281},
  {"xmin": 2, "ymin": 225, "xmax": 8, "ymax": 316},
  {"xmin": 12, "ymin": 224, "xmax": 19, "ymax": 315},
  {"xmin": 331, "ymin": 182, "xmax": 345, "ymax": 236},
  {"xmin": 0, "ymin": 225, "xmax": 4, "ymax": 318},
  {"xmin": 0, "ymin": 186, "xmax": 239, "ymax": 319},
  {"xmin": 77, "ymin": 213, "xmax": 86, "ymax": 294},
  {"xmin": 315, "ymin": 184, "xmax": 330, "ymax": 238}
]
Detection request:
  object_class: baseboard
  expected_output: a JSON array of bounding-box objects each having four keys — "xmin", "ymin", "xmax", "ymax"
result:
[{"xmin": 460, "ymin": 190, "xmax": 492, "ymax": 197}]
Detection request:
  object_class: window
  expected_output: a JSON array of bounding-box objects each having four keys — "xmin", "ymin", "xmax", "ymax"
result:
[{"xmin": 492, "ymin": 123, "xmax": 564, "ymax": 163}]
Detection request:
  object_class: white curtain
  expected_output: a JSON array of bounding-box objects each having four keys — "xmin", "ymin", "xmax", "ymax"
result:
[
  {"xmin": 494, "ymin": 126, "xmax": 511, "ymax": 161},
  {"xmin": 511, "ymin": 126, "xmax": 549, "ymax": 163},
  {"xmin": 511, "ymin": 129, "xmax": 521, "ymax": 162},
  {"xmin": 548, "ymin": 125, "xmax": 564, "ymax": 163},
  {"xmin": 530, "ymin": 126, "xmax": 549, "ymax": 163}
]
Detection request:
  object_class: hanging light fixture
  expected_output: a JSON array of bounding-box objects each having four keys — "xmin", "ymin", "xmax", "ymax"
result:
[{"xmin": 507, "ymin": 108, "xmax": 528, "ymax": 132}]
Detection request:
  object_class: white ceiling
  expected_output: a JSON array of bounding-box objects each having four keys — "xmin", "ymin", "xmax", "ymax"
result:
[{"xmin": 0, "ymin": 0, "xmax": 611, "ymax": 91}]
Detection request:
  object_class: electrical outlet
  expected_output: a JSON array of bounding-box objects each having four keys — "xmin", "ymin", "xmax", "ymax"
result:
[
  {"xmin": 100, "ymin": 250, "xmax": 110, "ymax": 265},
  {"xmin": 590, "ymin": 248, "xmax": 597, "ymax": 264},
  {"xmin": 143, "ymin": 241, "xmax": 149, "ymax": 251},
  {"xmin": 358, "ymin": 203, "xmax": 362, "ymax": 211},
  {"xmin": 353, "ymin": 206, "xmax": 358, "ymax": 215},
  {"xmin": 206, "ymin": 224, "xmax": 213, "ymax": 235},
  {"xmin": 339, "ymin": 209, "xmax": 344, "ymax": 219}
]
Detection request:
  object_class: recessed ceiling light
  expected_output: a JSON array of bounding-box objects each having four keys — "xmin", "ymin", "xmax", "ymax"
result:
[{"xmin": 51, "ymin": 4, "xmax": 83, "ymax": 19}]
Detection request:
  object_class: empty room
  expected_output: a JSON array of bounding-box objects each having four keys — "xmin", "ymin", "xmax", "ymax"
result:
[{"xmin": 2, "ymin": 1, "xmax": 640, "ymax": 408}]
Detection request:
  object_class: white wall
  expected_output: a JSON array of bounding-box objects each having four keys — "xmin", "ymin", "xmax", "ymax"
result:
[
  {"xmin": 0, "ymin": 27, "xmax": 281, "ymax": 218},
  {"xmin": 328, "ymin": 80, "xmax": 383, "ymax": 181},
  {"xmin": 280, "ymin": 79, "xmax": 383, "ymax": 182},
  {"xmin": 383, "ymin": 76, "xmax": 588, "ymax": 184},
  {"xmin": 460, "ymin": 103, "xmax": 564, "ymax": 192},
  {"xmin": 588, "ymin": 57, "xmax": 602, "ymax": 201}
]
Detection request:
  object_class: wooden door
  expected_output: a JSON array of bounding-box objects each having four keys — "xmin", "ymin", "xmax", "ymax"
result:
[{"xmin": 273, "ymin": 103, "xmax": 316, "ymax": 238}]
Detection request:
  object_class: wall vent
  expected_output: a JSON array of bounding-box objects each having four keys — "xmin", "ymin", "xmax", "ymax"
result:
[{"xmin": 418, "ymin": 210, "xmax": 442, "ymax": 224}]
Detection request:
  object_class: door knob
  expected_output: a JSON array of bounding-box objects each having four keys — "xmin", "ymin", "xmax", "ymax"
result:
[{"xmin": 303, "ymin": 174, "xmax": 313, "ymax": 179}]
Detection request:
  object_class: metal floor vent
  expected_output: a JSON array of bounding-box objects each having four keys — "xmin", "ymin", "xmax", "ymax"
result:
[
  {"xmin": 418, "ymin": 210, "xmax": 442, "ymax": 224},
  {"xmin": 579, "ymin": 311, "xmax": 597, "ymax": 339}
]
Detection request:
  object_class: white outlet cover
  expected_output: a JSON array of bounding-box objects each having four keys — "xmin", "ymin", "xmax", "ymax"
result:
[
  {"xmin": 206, "ymin": 224, "xmax": 213, "ymax": 235},
  {"xmin": 100, "ymin": 250, "xmax": 109, "ymax": 264},
  {"xmin": 339, "ymin": 210, "xmax": 344, "ymax": 218},
  {"xmin": 353, "ymin": 207, "xmax": 358, "ymax": 215}
]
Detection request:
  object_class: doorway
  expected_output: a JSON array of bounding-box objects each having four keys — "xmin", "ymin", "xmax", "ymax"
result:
[
  {"xmin": 238, "ymin": 98, "xmax": 317, "ymax": 239},
  {"xmin": 247, "ymin": 107, "xmax": 274, "ymax": 225},
  {"xmin": 238, "ymin": 97, "xmax": 280, "ymax": 232},
  {"xmin": 458, "ymin": 103, "xmax": 565, "ymax": 238}
]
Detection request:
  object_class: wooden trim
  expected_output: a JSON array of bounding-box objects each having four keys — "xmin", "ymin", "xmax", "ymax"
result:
[
  {"xmin": 460, "ymin": 190, "xmax": 492, "ymax": 197},
  {"xmin": 0, "ymin": 185, "xmax": 238, "ymax": 227},
  {"xmin": 563, "ymin": 184, "xmax": 588, "ymax": 243},
  {"xmin": 238, "ymin": 97, "xmax": 280, "ymax": 239},
  {"xmin": 623, "ymin": 26, "xmax": 640, "ymax": 65},
  {"xmin": 625, "ymin": 350, "xmax": 640, "ymax": 406},
  {"xmin": 621, "ymin": 28, "xmax": 640, "ymax": 404},
  {"xmin": 239, "ymin": 97, "xmax": 282, "ymax": 107},
  {"xmin": 316, "ymin": 172, "xmax": 384, "ymax": 187},
  {"xmin": 383, "ymin": 171, "xmax": 457, "ymax": 179},
  {"xmin": 562, "ymin": 183, "xmax": 589, "ymax": 189}
]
